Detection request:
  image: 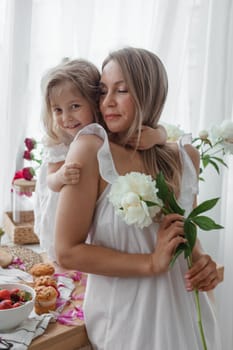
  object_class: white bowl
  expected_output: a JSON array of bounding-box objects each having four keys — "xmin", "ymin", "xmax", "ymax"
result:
[{"xmin": 0, "ymin": 283, "xmax": 36, "ymax": 331}]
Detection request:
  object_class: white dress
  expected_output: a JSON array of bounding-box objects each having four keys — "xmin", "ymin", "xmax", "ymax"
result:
[
  {"xmin": 75, "ymin": 124, "xmax": 222, "ymax": 350},
  {"xmin": 34, "ymin": 143, "xmax": 69, "ymax": 261}
]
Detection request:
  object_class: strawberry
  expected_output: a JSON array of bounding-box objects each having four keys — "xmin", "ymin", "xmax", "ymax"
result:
[{"xmin": 0, "ymin": 289, "xmax": 11, "ymax": 300}]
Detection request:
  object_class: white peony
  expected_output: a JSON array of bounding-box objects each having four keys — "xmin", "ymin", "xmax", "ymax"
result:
[{"xmin": 108, "ymin": 172, "xmax": 162, "ymax": 229}]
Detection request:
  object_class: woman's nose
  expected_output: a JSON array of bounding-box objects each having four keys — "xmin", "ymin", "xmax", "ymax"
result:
[{"xmin": 101, "ymin": 92, "xmax": 116, "ymax": 108}]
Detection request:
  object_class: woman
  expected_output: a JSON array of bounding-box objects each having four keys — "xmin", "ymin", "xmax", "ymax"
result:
[{"xmin": 55, "ymin": 47, "xmax": 222, "ymax": 349}]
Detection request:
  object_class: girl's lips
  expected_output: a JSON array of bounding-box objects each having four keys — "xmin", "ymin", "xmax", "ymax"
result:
[{"xmin": 64, "ymin": 123, "xmax": 81, "ymax": 129}]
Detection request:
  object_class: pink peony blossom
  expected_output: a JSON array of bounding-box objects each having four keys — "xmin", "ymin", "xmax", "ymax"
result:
[
  {"xmin": 22, "ymin": 167, "xmax": 35, "ymax": 180},
  {"xmin": 23, "ymin": 150, "xmax": 34, "ymax": 161},
  {"xmin": 24, "ymin": 137, "xmax": 36, "ymax": 151}
]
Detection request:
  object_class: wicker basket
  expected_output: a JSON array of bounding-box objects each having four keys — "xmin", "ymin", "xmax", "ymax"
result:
[{"xmin": 3, "ymin": 211, "xmax": 39, "ymax": 244}]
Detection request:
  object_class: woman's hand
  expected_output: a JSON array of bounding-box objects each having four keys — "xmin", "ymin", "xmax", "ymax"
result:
[
  {"xmin": 150, "ymin": 213, "xmax": 186, "ymax": 275},
  {"xmin": 185, "ymin": 254, "xmax": 221, "ymax": 292}
]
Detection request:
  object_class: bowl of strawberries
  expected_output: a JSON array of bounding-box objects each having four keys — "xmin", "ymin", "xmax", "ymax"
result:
[{"xmin": 0, "ymin": 283, "xmax": 36, "ymax": 331}]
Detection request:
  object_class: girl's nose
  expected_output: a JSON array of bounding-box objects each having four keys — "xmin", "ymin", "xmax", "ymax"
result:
[{"xmin": 63, "ymin": 111, "xmax": 73, "ymax": 121}]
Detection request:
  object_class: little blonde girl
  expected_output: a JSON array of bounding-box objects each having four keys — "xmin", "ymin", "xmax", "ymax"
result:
[{"xmin": 34, "ymin": 58, "xmax": 167, "ymax": 261}]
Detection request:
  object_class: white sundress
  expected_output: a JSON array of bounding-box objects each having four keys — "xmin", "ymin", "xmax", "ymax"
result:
[
  {"xmin": 34, "ymin": 143, "xmax": 69, "ymax": 261},
  {"xmin": 75, "ymin": 123, "xmax": 222, "ymax": 350}
]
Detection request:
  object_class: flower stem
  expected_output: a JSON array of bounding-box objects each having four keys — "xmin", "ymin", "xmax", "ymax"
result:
[
  {"xmin": 187, "ymin": 256, "xmax": 207, "ymax": 350},
  {"xmin": 194, "ymin": 289, "xmax": 207, "ymax": 350}
]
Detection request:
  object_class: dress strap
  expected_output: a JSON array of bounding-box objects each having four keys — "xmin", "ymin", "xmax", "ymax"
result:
[
  {"xmin": 73, "ymin": 123, "xmax": 119, "ymax": 184},
  {"xmin": 178, "ymin": 133, "xmax": 199, "ymax": 195}
]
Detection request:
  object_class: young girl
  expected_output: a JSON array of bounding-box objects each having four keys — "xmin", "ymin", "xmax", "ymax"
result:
[{"xmin": 34, "ymin": 58, "xmax": 167, "ymax": 261}]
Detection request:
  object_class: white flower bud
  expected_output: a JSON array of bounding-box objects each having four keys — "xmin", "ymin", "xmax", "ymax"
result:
[{"xmin": 198, "ymin": 130, "xmax": 209, "ymax": 139}]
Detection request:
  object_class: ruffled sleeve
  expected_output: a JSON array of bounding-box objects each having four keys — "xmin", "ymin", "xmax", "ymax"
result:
[
  {"xmin": 43, "ymin": 143, "xmax": 69, "ymax": 163},
  {"xmin": 73, "ymin": 123, "xmax": 118, "ymax": 184}
]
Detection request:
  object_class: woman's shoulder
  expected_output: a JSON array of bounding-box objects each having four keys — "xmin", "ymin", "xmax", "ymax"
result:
[
  {"xmin": 165, "ymin": 141, "xmax": 200, "ymax": 174},
  {"xmin": 183, "ymin": 143, "xmax": 200, "ymax": 175}
]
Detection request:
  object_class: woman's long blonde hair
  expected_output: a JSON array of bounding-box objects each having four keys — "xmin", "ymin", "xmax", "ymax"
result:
[
  {"xmin": 41, "ymin": 59, "xmax": 101, "ymax": 146},
  {"xmin": 102, "ymin": 47, "xmax": 182, "ymax": 194}
]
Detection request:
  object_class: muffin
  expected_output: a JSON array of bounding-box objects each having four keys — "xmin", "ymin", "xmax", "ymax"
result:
[
  {"xmin": 29, "ymin": 263, "xmax": 55, "ymax": 278},
  {"xmin": 34, "ymin": 285, "xmax": 58, "ymax": 315},
  {"xmin": 34, "ymin": 275, "xmax": 57, "ymax": 289}
]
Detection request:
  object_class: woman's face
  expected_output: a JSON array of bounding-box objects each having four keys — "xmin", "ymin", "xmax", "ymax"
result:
[{"xmin": 99, "ymin": 60, "xmax": 136, "ymax": 134}]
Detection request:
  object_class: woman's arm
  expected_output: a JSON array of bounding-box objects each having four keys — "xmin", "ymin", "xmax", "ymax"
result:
[
  {"xmin": 54, "ymin": 135, "xmax": 185, "ymax": 277},
  {"xmin": 54, "ymin": 135, "xmax": 151, "ymax": 276}
]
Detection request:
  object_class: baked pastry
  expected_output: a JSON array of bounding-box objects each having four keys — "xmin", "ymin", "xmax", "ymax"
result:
[
  {"xmin": 34, "ymin": 275, "xmax": 57, "ymax": 289},
  {"xmin": 34, "ymin": 285, "xmax": 58, "ymax": 315},
  {"xmin": 29, "ymin": 263, "xmax": 55, "ymax": 278},
  {"xmin": 0, "ymin": 248, "xmax": 13, "ymax": 267}
]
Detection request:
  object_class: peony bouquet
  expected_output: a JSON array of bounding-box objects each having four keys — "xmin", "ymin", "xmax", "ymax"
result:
[
  {"xmin": 109, "ymin": 171, "xmax": 223, "ymax": 350},
  {"xmin": 162, "ymin": 119, "xmax": 233, "ymax": 179}
]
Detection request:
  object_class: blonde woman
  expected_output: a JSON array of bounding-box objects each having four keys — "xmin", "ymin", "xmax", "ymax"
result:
[{"xmin": 55, "ymin": 48, "xmax": 222, "ymax": 349}]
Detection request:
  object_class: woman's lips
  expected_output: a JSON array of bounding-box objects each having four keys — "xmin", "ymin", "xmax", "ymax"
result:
[{"xmin": 104, "ymin": 114, "xmax": 120, "ymax": 121}]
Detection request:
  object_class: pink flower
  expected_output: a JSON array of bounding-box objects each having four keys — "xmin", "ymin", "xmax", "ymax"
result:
[
  {"xmin": 24, "ymin": 137, "xmax": 36, "ymax": 151},
  {"xmin": 23, "ymin": 150, "xmax": 34, "ymax": 161},
  {"xmin": 22, "ymin": 167, "xmax": 35, "ymax": 180},
  {"xmin": 13, "ymin": 170, "xmax": 24, "ymax": 182}
]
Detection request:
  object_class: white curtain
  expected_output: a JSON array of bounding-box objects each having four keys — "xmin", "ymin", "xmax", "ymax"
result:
[{"xmin": 0, "ymin": 0, "xmax": 232, "ymax": 347}]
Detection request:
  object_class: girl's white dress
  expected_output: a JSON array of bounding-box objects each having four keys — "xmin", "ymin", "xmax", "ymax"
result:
[
  {"xmin": 76, "ymin": 124, "xmax": 222, "ymax": 350},
  {"xmin": 34, "ymin": 143, "xmax": 69, "ymax": 261}
]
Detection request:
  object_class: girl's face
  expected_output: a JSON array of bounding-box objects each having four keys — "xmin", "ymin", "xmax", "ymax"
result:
[
  {"xmin": 99, "ymin": 60, "xmax": 136, "ymax": 134},
  {"xmin": 50, "ymin": 81, "xmax": 94, "ymax": 138}
]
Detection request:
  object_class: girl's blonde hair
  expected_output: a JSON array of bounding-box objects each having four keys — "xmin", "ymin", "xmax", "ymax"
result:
[
  {"xmin": 41, "ymin": 59, "xmax": 101, "ymax": 146},
  {"xmin": 102, "ymin": 47, "xmax": 182, "ymax": 194}
]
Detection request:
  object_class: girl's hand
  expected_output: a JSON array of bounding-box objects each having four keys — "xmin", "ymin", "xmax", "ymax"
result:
[
  {"xmin": 185, "ymin": 254, "xmax": 220, "ymax": 292},
  {"xmin": 127, "ymin": 125, "xmax": 167, "ymax": 150},
  {"xmin": 151, "ymin": 213, "xmax": 186, "ymax": 275},
  {"xmin": 57, "ymin": 162, "xmax": 81, "ymax": 185}
]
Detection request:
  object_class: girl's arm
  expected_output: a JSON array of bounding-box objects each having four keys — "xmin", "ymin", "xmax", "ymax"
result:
[
  {"xmin": 47, "ymin": 161, "xmax": 81, "ymax": 192},
  {"xmin": 127, "ymin": 124, "xmax": 167, "ymax": 150}
]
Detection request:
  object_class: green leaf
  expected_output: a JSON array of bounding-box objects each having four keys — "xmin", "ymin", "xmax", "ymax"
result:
[
  {"xmin": 169, "ymin": 243, "xmax": 186, "ymax": 268},
  {"xmin": 155, "ymin": 172, "xmax": 169, "ymax": 201},
  {"xmin": 208, "ymin": 159, "xmax": 220, "ymax": 174},
  {"xmin": 184, "ymin": 220, "xmax": 197, "ymax": 252},
  {"xmin": 202, "ymin": 154, "xmax": 210, "ymax": 168},
  {"xmin": 191, "ymin": 216, "xmax": 224, "ymax": 231},
  {"xmin": 156, "ymin": 172, "xmax": 185, "ymax": 215},
  {"xmin": 144, "ymin": 200, "xmax": 160, "ymax": 208},
  {"xmin": 188, "ymin": 198, "xmax": 220, "ymax": 218},
  {"xmin": 211, "ymin": 156, "xmax": 228, "ymax": 168}
]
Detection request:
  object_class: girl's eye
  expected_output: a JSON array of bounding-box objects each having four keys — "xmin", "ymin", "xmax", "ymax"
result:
[
  {"xmin": 118, "ymin": 89, "xmax": 128, "ymax": 93},
  {"xmin": 53, "ymin": 108, "xmax": 62, "ymax": 114},
  {"xmin": 71, "ymin": 104, "xmax": 80, "ymax": 109}
]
